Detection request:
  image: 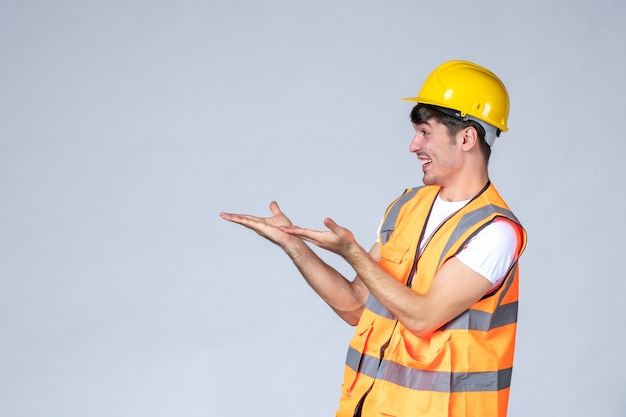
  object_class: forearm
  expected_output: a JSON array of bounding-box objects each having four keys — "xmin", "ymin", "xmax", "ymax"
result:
[
  {"xmin": 219, "ymin": 204, "xmax": 368, "ymax": 324},
  {"xmin": 285, "ymin": 239, "xmax": 368, "ymax": 325},
  {"xmin": 278, "ymin": 217, "xmax": 464, "ymax": 335},
  {"xmin": 343, "ymin": 243, "xmax": 492, "ymax": 337},
  {"xmin": 278, "ymin": 218, "xmax": 428, "ymax": 330}
]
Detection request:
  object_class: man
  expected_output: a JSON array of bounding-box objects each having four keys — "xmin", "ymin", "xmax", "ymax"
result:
[{"xmin": 220, "ymin": 60, "xmax": 527, "ymax": 417}]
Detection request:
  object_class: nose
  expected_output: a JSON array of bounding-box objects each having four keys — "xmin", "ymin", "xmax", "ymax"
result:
[{"xmin": 409, "ymin": 131, "xmax": 422, "ymax": 153}]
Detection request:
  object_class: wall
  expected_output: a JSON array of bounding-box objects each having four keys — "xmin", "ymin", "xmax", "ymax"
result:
[{"xmin": 1, "ymin": 0, "xmax": 625, "ymax": 416}]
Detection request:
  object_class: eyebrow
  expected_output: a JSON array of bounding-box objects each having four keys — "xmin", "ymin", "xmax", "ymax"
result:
[{"xmin": 413, "ymin": 121, "xmax": 432, "ymax": 128}]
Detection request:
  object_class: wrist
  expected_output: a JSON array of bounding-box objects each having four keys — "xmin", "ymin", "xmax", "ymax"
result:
[
  {"xmin": 343, "ymin": 241, "xmax": 368, "ymax": 264},
  {"xmin": 284, "ymin": 237, "xmax": 312, "ymax": 259}
]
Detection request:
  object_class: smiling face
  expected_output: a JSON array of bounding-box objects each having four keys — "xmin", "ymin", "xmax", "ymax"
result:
[{"xmin": 409, "ymin": 118, "xmax": 462, "ymax": 187}]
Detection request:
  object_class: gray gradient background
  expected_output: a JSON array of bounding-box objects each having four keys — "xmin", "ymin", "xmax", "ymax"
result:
[{"xmin": 1, "ymin": 1, "xmax": 625, "ymax": 416}]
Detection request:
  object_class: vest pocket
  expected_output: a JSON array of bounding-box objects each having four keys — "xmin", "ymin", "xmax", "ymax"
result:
[
  {"xmin": 379, "ymin": 240, "xmax": 413, "ymax": 283},
  {"xmin": 399, "ymin": 327, "xmax": 451, "ymax": 368},
  {"xmin": 380, "ymin": 239, "xmax": 411, "ymax": 264},
  {"xmin": 376, "ymin": 329, "xmax": 452, "ymax": 416}
]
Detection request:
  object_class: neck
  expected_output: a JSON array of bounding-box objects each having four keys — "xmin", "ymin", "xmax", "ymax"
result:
[{"xmin": 438, "ymin": 172, "xmax": 489, "ymax": 202}]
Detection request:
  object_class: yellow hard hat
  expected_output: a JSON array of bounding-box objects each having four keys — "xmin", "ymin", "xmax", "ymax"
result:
[{"xmin": 402, "ymin": 60, "xmax": 510, "ymax": 132}]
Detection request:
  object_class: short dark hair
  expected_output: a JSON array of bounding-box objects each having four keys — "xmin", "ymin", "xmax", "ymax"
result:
[{"xmin": 409, "ymin": 104, "xmax": 491, "ymax": 163}]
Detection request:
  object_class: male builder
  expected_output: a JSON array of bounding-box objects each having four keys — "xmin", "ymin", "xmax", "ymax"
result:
[{"xmin": 220, "ymin": 60, "xmax": 527, "ymax": 417}]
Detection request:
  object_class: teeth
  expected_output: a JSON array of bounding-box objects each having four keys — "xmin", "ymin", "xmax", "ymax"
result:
[{"xmin": 420, "ymin": 159, "xmax": 432, "ymax": 165}]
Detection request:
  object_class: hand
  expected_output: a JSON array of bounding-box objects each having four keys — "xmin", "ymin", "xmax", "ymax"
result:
[
  {"xmin": 280, "ymin": 217, "xmax": 359, "ymax": 258},
  {"xmin": 220, "ymin": 201, "xmax": 297, "ymax": 248}
]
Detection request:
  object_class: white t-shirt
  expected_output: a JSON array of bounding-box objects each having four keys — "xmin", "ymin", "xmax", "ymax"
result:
[{"xmin": 379, "ymin": 195, "xmax": 518, "ymax": 292}]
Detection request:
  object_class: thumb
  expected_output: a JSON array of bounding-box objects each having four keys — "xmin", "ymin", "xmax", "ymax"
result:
[
  {"xmin": 269, "ymin": 201, "xmax": 282, "ymax": 215},
  {"xmin": 323, "ymin": 217, "xmax": 341, "ymax": 232}
]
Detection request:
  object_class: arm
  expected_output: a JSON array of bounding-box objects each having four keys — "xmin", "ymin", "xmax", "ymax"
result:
[
  {"xmin": 349, "ymin": 246, "xmax": 491, "ymax": 336},
  {"xmin": 220, "ymin": 201, "xmax": 370, "ymax": 325},
  {"xmin": 289, "ymin": 241, "xmax": 374, "ymax": 325},
  {"xmin": 281, "ymin": 217, "xmax": 492, "ymax": 337}
]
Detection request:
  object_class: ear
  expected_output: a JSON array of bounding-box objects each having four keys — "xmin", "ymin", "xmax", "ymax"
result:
[{"xmin": 459, "ymin": 126, "xmax": 479, "ymax": 151}]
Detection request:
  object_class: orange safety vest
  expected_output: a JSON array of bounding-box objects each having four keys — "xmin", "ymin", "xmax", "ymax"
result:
[{"xmin": 337, "ymin": 183, "xmax": 527, "ymax": 417}]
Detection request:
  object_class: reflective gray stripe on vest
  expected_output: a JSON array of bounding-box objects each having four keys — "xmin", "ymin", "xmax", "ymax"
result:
[
  {"xmin": 382, "ymin": 360, "xmax": 513, "ymax": 392},
  {"xmin": 364, "ymin": 294, "xmax": 395, "ymax": 320},
  {"xmin": 497, "ymin": 262, "xmax": 518, "ymax": 307},
  {"xmin": 442, "ymin": 301, "xmax": 517, "ymax": 331},
  {"xmin": 346, "ymin": 346, "xmax": 513, "ymax": 392},
  {"xmin": 443, "ymin": 262, "xmax": 519, "ymax": 331},
  {"xmin": 379, "ymin": 187, "xmax": 421, "ymax": 245},
  {"xmin": 346, "ymin": 346, "xmax": 381, "ymax": 379},
  {"xmin": 438, "ymin": 204, "xmax": 520, "ymax": 267}
]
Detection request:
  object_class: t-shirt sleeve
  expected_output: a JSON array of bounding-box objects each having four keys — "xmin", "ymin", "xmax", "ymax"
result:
[{"xmin": 455, "ymin": 218, "xmax": 519, "ymax": 287}]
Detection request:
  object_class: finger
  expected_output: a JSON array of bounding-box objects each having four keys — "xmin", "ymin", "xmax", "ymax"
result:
[
  {"xmin": 280, "ymin": 225, "xmax": 321, "ymax": 240},
  {"xmin": 269, "ymin": 201, "xmax": 282, "ymax": 216},
  {"xmin": 323, "ymin": 217, "xmax": 344, "ymax": 233},
  {"xmin": 220, "ymin": 211, "xmax": 249, "ymax": 222},
  {"xmin": 219, "ymin": 212, "xmax": 238, "ymax": 222},
  {"xmin": 220, "ymin": 212, "xmax": 263, "ymax": 228},
  {"xmin": 279, "ymin": 225, "xmax": 305, "ymax": 235}
]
